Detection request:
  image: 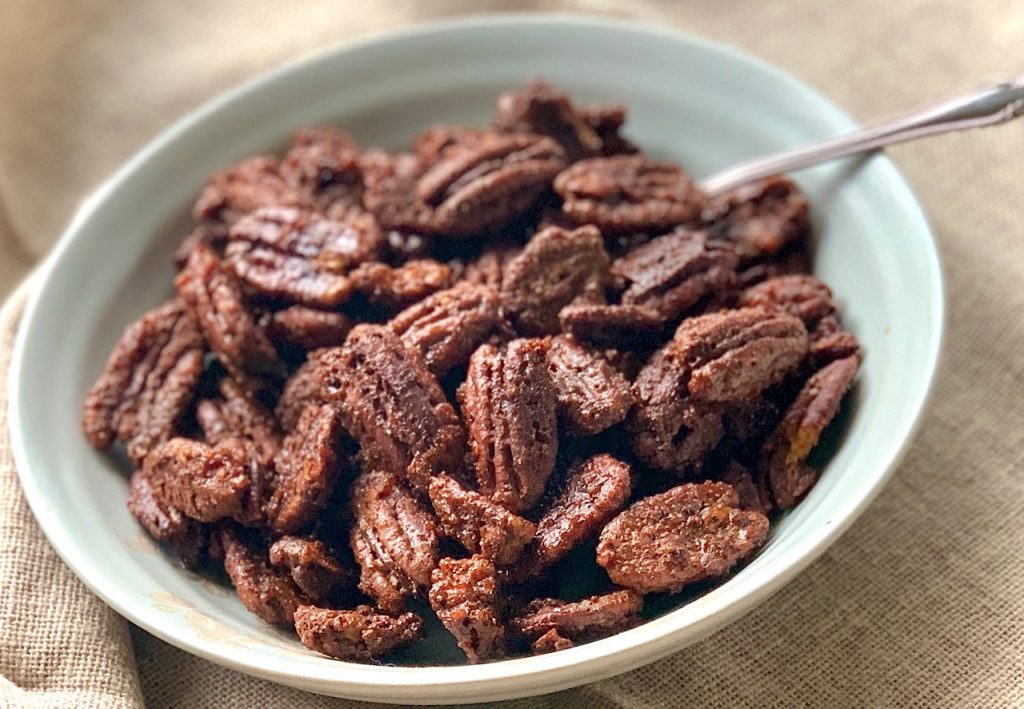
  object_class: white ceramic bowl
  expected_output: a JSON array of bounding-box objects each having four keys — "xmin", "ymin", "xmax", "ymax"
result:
[{"xmin": 8, "ymin": 14, "xmax": 943, "ymax": 705}]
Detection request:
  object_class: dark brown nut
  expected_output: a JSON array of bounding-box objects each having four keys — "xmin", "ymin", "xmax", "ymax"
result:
[
  {"xmin": 628, "ymin": 343, "xmax": 725, "ymax": 472},
  {"xmin": 722, "ymin": 397, "xmax": 779, "ymax": 453},
  {"xmin": 280, "ymin": 126, "xmax": 362, "ymax": 208},
  {"xmin": 718, "ymin": 461, "xmax": 771, "ymax": 516},
  {"xmin": 207, "ymin": 376, "xmax": 281, "ymax": 467},
  {"xmin": 612, "ymin": 230, "xmax": 739, "ymax": 322},
  {"xmin": 268, "ymin": 536, "xmax": 352, "ymax": 602},
  {"xmin": 493, "ymin": 80, "xmax": 604, "ymax": 160},
  {"xmin": 126, "ymin": 470, "xmax": 206, "ymax": 568},
  {"xmin": 427, "ymin": 475, "xmax": 536, "ymax": 566},
  {"xmin": 225, "ymin": 206, "xmax": 383, "ymax": 307},
  {"xmin": 350, "ymin": 259, "xmax": 453, "ymax": 311},
  {"xmin": 546, "ymin": 337, "xmax": 633, "ymax": 435},
  {"xmin": 809, "ymin": 315, "xmax": 861, "ymax": 366},
  {"xmin": 416, "ymin": 132, "xmax": 566, "ymax": 236},
  {"xmin": 193, "ymin": 155, "xmax": 312, "ymax": 224},
  {"xmin": 510, "ymin": 590, "xmax": 642, "ymax": 643},
  {"xmin": 176, "ymin": 243, "xmax": 283, "ymax": 381},
  {"xmin": 349, "ymin": 470, "xmax": 440, "ymax": 613},
  {"xmin": 704, "ymin": 175, "xmax": 810, "ymax": 263},
  {"xmin": 220, "ymin": 526, "xmax": 305, "ymax": 626},
  {"xmin": 294, "ymin": 604, "xmax": 422, "ymax": 662},
  {"xmin": 173, "ymin": 223, "xmax": 230, "ymax": 269},
  {"xmin": 413, "ymin": 125, "xmax": 486, "ymax": 165},
  {"xmin": 596, "ymin": 481, "xmax": 769, "ymax": 593},
  {"xmin": 265, "ymin": 306, "xmax": 353, "ymax": 351},
  {"xmin": 320, "ymin": 325, "xmax": 466, "ymax": 492},
  {"xmin": 554, "ymin": 155, "xmax": 708, "ymax": 234},
  {"xmin": 461, "ymin": 240, "xmax": 523, "ymax": 290},
  {"xmin": 428, "ymin": 556, "xmax": 505, "ymax": 663},
  {"xmin": 275, "ymin": 351, "xmax": 329, "ymax": 432},
  {"xmin": 266, "ymin": 404, "xmax": 345, "ymax": 534},
  {"xmin": 196, "ymin": 399, "xmax": 231, "ymax": 444},
  {"xmin": 558, "ymin": 303, "xmax": 664, "ymax": 350},
  {"xmin": 673, "ymin": 307, "xmax": 808, "ymax": 404},
  {"xmin": 577, "ymin": 104, "xmax": 639, "ymax": 156},
  {"xmin": 361, "ymin": 150, "xmax": 437, "ymax": 234},
  {"xmin": 501, "ymin": 225, "xmax": 611, "ymax": 336},
  {"xmin": 762, "ymin": 355, "xmax": 859, "ymax": 509},
  {"xmin": 459, "ymin": 340, "xmax": 558, "ymax": 513},
  {"xmin": 389, "ymin": 283, "xmax": 503, "ymax": 377},
  {"xmin": 82, "ymin": 299, "xmax": 204, "ymax": 464},
  {"xmin": 532, "ymin": 629, "xmax": 574, "ymax": 654},
  {"xmin": 739, "ymin": 274, "xmax": 835, "ymax": 326}
]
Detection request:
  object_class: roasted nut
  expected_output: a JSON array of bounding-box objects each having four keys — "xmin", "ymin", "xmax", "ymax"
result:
[
  {"xmin": 349, "ymin": 259, "xmax": 452, "ymax": 311},
  {"xmin": 280, "ymin": 125, "xmax": 362, "ymax": 210},
  {"xmin": 596, "ymin": 482, "xmax": 769, "ymax": 593},
  {"xmin": 275, "ymin": 350, "xmax": 329, "ymax": 432},
  {"xmin": 718, "ymin": 461, "xmax": 772, "ymax": 516},
  {"xmin": 532, "ymin": 628, "xmax": 574, "ymax": 654},
  {"xmin": 220, "ymin": 526, "xmax": 305, "ymax": 626},
  {"xmin": 265, "ymin": 306, "xmax": 353, "ymax": 351},
  {"xmin": 82, "ymin": 299, "xmax": 204, "ymax": 464},
  {"xmin": 320, "ymin": 325, "xmax": 466, "ymax": 492},
  {"xmin": 193, "ymin": 155, "xmax": 312, "ymax": 224},
  {"xmin": 200, "ymin": 376, "xmax": 281, "ymax": 467},
  {"xmin": 459, "ymin": 340, "xmax": 558, "ymax": 513},
  {"xmin": 558, "ymin": 303, "xmax": 664, "ymax": 350},
  {"xmin": 173, "ymin": 223, "xmax": 230, "ymax": 269},
  {"xmin": 554, "ymin": 155, "xmax": 707, "ymax": 234},
  {"xmin": 502, "ymin": 225, "xmax": 610, "ymax": 336},
  {"xmin": 459, "ymin": 240, "xmax": 522, "ymax": 290},
  {"xmin": 268, "ymin": 536, "xmax": 352, "ymax": 602},
  {"xmin": 361, "ymin": 150, "xmax": 437, "ymax": 234},
  {"xmin": 429, "ymin": 556, "xmax": 506, "ymax": 663},
  {"xmin": 349, "ymin": 470, "xmax": 440, "ymax": 613},
  {"xmin": 294, "ymin": 604, "xmax": 422, "ymax": 662},
  {"xmin": 739, "ymin": 274, "xmax": 835, "ymax": 326},
  {"xmin": 427, "ymin": 475, "xmax": 536, "ymax": 566},
  {"xmin": 809, "ymin": 315, "xmax": 861, "ymax": 366},
  {"xmin": 704, "ymin": 175, "xmax": 810, "ymax": 263},
  {"xmin": 126, "ymin": 470, "xmax": 207, "ymax": 569},
  {"xmin": 510, "ymin": 590, "xmax": 642, "ymax": 645},
  {"xmin": 546, "ymin": 337, "xmax": 633, "ymax": 435},
  {"xmin": 493, "ymin": 80, "xmax": 605, "ymax": 160}
]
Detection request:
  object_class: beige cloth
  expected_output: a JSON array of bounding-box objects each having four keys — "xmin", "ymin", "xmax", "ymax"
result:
[{"xmin": 2, "ymin": 0, "xmax": 1024, "ymax": 707}]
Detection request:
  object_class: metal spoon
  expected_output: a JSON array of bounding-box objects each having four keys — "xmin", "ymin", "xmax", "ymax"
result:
[{"xmin": 698, "ymin": 76, "xmax": 1024, "ymax": 197}]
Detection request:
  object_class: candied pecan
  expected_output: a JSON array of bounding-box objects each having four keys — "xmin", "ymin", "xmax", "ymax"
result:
[
  {"xmin": 427, "ymin": 475, "xmax": 536, "ymax": 566},
  {"xmin": 173, "ymin": 223, "xmax": 230, "ymax": 269},
  {"xmin": 673, "ymin": 307, "xmax": 808, "ymax": 404},
  {"xmin": 554, "ymin": 155, "xmax": 707, "ymax": 234},
  {"xmin": 320, "ymin": 325, "xmax": 466, "ymax": 492},
  {"xmin": 809, "ymin": 315, "xmax": 861, "ymax": 366},
  {"xmin": 201, "ymin": 376, "xmax": 281, "ymax": 466},
  {"xmin": 413, "ymin": 125, "xmax": 486, "ymax": 164},
  {"xmin": 596, "ymin": 482, "xmax": 769, "ymax": 593},
  {"xmin": 361, "ymin": 150, "xmax": 436, "ymax": 234},
  {"xmin": 176, "ymin": 243, "xmax": 283, "ymax": 380},
  {"xmin": 501, "ymin": 225, "xmax": 610, "ymax": 336},
  {"xmin": 429, "ymin": 556, "xmax": 505, "ymax": 663},
  {"xmin": 762, "ymin": 355, "xmax": 859, "ymax": 508},
  {"xmin": 722, "ymin": 397, "xmax": 779, "ymax": 454},
  {"xmin": 82, "ymin": 299, "xmax": 204, "ymax": 464},
  {"xmin": 532, "ymin": 629, "xmax": 574, "ymax": 654},
  {"xmin": 350, "ymin": 259, "xmax": 452, "ymax": 311},
  {"xmin": 546, "ymin": 337, "xmax": 632, "ymax": 435},
  {"xmin": 704, "ymin": 175, "xmax": 810, "ymax": 263},
  {"xmin": 612, "ymin": 230, "xmax": 739, "ymax": 322},
  {"xmin": 280, "ymin": 125, "xmax": 362, "ymax": 208},
  {"xmin": 193, "ymin": 155, "xmax": 311, "ymax": 224},
  {"xmin": 510, "ymin": 590, "xmax": 642, "ymax": 644},
  {"xmin": 388, "ymin": 282, "xmax": 503, "ymax": 376},
  {"xmin": 493, "ymin": 80, "xmax": 604, "ymax": 160},
  {"xmin": 416, "ymin": 132, "xmax": 566, "ymax": 236},
  {"xmin": 195, "ymin": 399, "xmax": 231, "ymax": 444},
  {"xmin": 294, "ymin": 604, "xmax": 422, "ymax": 662},
  {"xmin": 719, "ymin": 461, "xmax": 771, "ymax": 516},
  {"xmin": 349, "ymin": 470, "xmax": 440, "ymax": 613},
  {"xmin": 577, "ymin": 104, "xmax": 638, "ymax": 156},
  {"xmin": 461, "ymin": 240, "xmax": 523, "ymax": 290},
  {"xmin": 220, "ymin": 526, "xmax": 305, "ymax": 626},
  {"xmin": 265, "ymin": 306, "xmax": 353, "ymax": 351},
  {"xmin": 268, "ymin": 536, "xmax": 352, "ymax": 602},
  {"xmin": 266, "ymin": 404, "xmax": 344, "ymax": 534},
  {"xmin": 127, "ymin": 470, "xmax": 206, "ymax": 568},
  {"xmin": 739, "ymin": 274, "xmax": 835, "ymax": 326},
  {"xmin": 558, "ymin": 303, "xmax": 664, "ymax": 350},
  {"xmin": 275, "ymin": 351, "xmax": 328, "ymax": 431},
  {"xmin": 459, "ymin": 340, "xmax": 558, "ymax": 513}
]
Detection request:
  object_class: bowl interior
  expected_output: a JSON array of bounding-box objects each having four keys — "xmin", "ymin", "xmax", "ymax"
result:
[{"xmin": 8, "ymin": 15, "xmax": 942, "ymax": 704}]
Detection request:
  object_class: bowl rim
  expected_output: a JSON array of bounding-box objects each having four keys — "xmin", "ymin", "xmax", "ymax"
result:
[{"xmin": 7, "ymin": 12, "xmax": 945, "ymax": 703}]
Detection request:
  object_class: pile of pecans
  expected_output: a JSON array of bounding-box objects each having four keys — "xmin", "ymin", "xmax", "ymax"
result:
[{"xmin": 82, "ymin": 80, "xmax": 860, "ymax": 664}]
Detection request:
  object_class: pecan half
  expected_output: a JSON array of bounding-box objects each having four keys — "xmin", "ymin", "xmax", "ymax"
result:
[
  {"xmin": 809, "ymin": 315, "xmax": 861, "ymax": 367},
  {"xmin": 501, "ymin": 225, "xmax": 610, "ymax": 336},
  {"xmin": 173, "ymin": 223, "xmax": 230, "ymax": 269},
  {"xmin": 349, "ymin": 470, "xmax": 440, "ymax": 613},
  {"xmin": 718, "ymin": 461, "xmax": 772, "ymax": 516},
  {"xmin": 554, "ymin": 155, "xmax": 708, "ymax": 234},
  {"xmin": 349, "ymin": 259, "xmax": 452, "ymax": 311},
  {"xmin": 389, "ymin": 282, "xmax": 503, "ymax": 377},
  {"xmin": 459, "ymin": 340, "xmax": 558, "ymax": 513},
  {"xmin": 739, "ymin": 274, "xmax": 835, "ymax": 326},
  {"xmin": 429, "ymin": 556, "xmax": 506, "ymax": 663},
  {"xmin": 275, "ymin": 351, "xmax": 329, "ymax": 432},
  {"xmin": 220, "ymin": 526, "xmax": 305, "ymax": 626},
  {"xmin": 459, "ymin": 240, "xmax": 522, "ymax": 290},
  {"xmin": 510, "ymin": 590, "xmax": 642, "ymax": 645},
  {"xmin": 493, "ymin": 80, "xmax": 605, "ymax": 160},
  {"xmin": 193, "ymin": 155, "xmax": 312, "ymax": 224},
  {"xmin": 126, "ymin": 470, "xmax": 206, "ymax": 569},
  {"xmin": 294, "ymin": 604, "xmax": 422, "ymax": 662},
  {"xmin": 82, "ymin": 299, "xmax": 204, "ymax": 464},
  {"xmin": 704, "ymin": 175, "xmax": 810, "ymax": 263},
  {"xmin": 558, "ymin": 303, "xmax": 664, "ymax": 350},
  {"xmin": 361, "ymin": 150, "xmax": 436, "ymax": 234},
  {"xmin": 546, "ymin": 337, "xmax": 633, "ymax": 435},
  {"xmin": 279, "ymin": 125, "xmax": 362, "ymax": 210},
  {"xmin": 199, "ymin": 376, "xmax": 281, "ymax": 467},
  {"xmin": 265, "ymin": 306, "xmax": 353, "ymax": 351},
  {"xmin": 596, "ymin": 481, "xmax": 769, "ymax": 593},
  {"xmin": 268, "ymin": 536, "xmax": 353, "ymax": 602},
  {"xmin": 320, "ymin": 325, "xmax": 466, "ymax": 492}
]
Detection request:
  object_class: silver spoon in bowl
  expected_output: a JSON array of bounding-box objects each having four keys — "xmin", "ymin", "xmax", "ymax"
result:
[{"xmin": 698, "ymin": 76, "xmax": 1024, "ymax": 197}]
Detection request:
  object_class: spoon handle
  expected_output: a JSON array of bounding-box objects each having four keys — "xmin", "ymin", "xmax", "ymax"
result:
[{"xmin": 698, "ymin": 76, "xmax": 1024, "ymax": 197}]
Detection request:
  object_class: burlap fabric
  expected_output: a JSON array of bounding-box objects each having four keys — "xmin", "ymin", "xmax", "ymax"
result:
[{"xmin": 2, "ymin": 1, "xmax": 1023, "ymax": 707}]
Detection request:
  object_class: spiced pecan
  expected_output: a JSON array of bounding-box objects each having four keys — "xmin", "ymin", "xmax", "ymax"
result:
[
  {"xmin": 126, "ymin": 470, "xmax": 207, "ymax": 569},
  {"xmin": 577, "ymin": 104, "xmax": 638, "ymax": 156},
  {"xmin": 294, "ymin": 604, "xmax": 422, "ymax": 662},
  {"xmin": 220, "ymin": 526, "xmax": 305, "ymax": 626},
  {"xmin": 388, "ymin": 282, "xmax": 503, "ymax": 377},
  {"xmin": 413, "ymin": 125, "xmax": 486, "ymax": 165},
  {"xmin": 554, "ymin": 155, "xmax": 707, "ymax": 234},
  {"xmin": 809, "ymin": 315, "xmax": 861, "ymax": 366},
  {"xmin": 427, "ymin": 474, "xmax": 536, "ymax": 566},
  {"xmin": 510, "ymin": 590, "xmax": 642, "ymax": 645},
  {"xmin": 429, "ymin": 556, "xmax": 506, "ymax": 663},
  {"xmin": 546, "ymin": 337, "xmax": 633, "ymax": 435},
  {"xmin": 493, "ymin": 80, "xmax": 604, "ymax": 161},
  {"xmin": 501, "ymin": 225, "xmax": 610, "ymax": 336},
  {"xmin": 173, "ymin": 223, "xmax": 230, "ymax": 269},
  {"xmin": 558, "ymin": 303, "xmax": 664, "ymax": 350},
  {"xmin": 739, "ymin": 274, "xmax": 835, "ymax": 326},
  {"xmin": 268, "ymin": 536, "xmax": 352, "ymax": 602},
  {"xmin": 596, "ymin": 482, "xmax": 769, "ymax": 593},
  {"xmin": 459, "ymin": 340, "xmax": 558, "ymax": 513},
  {"xmin": 320, "ymin": 325, "xmax": 466, "ymax": 492},
  {"xmin": 275, "ymin": 351, "xmax": 329, "ymax": 432},
  {"xmin": 532, "ymin": 628, "xmax": 574, "ymax": 654},
  {"xmin": 718, "ymin": 461, "xmax": 772, "ymax": 516},
  {"xmin": 349, "ymin": 470, "xmax": 440, "ymax": 613},
  {"xmin": 82, "ymin": 299, "xmax": 204, "ymax": 464},
  {"xmin": 361, "ymin": 150, "xmax": 437, "ymax": 234},
  {"xmin": 762, "ymin": 355, "xmax": 859, "ymax": 508},
  {"xmin": 280, "ymin": 125, "xmax": 362, "ymax": 210},
  {"xmin": 193, "ymin": 155, "xmax": 313, "ymax": 224},
  {"xmin": 704, "ymin": 175, "xmax": 810, "ymax": 263},
  {"xmin": 265, "ymin": 306, "xmax": 353, "ymax": 351},
  {"xmin": 349, "ymin": 259, "xmax": 452, "ymax": 311},
  {"xmin": 201, "ymin": 376, "xmax": 281, "ymax": 466}
]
